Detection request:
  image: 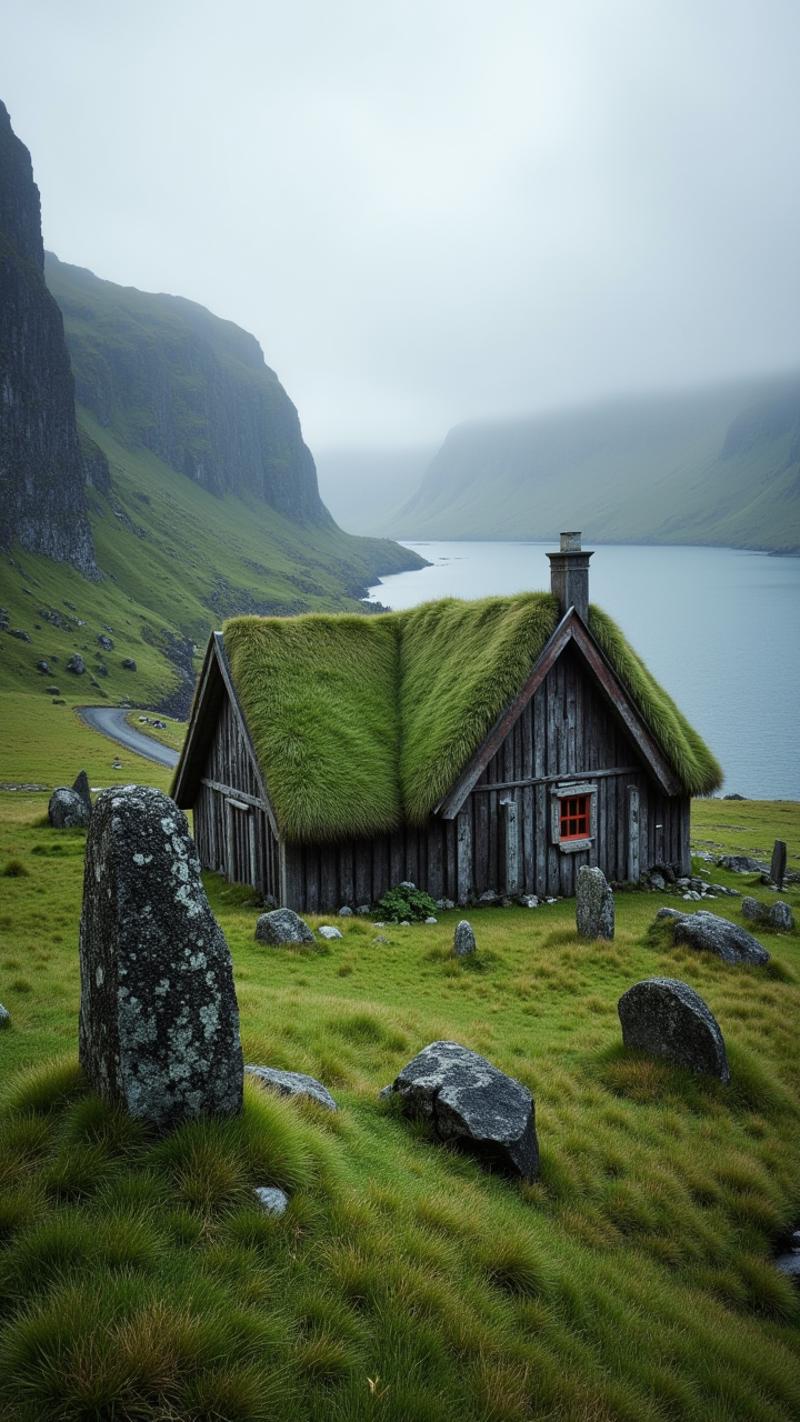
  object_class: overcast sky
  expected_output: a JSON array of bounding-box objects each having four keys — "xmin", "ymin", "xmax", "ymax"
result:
[{"xmin": 3, "ymin": 1, "xmax": 799, "ymax": 449}]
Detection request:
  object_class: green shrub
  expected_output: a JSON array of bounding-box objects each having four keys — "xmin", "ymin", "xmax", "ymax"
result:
[{"xmin": 375, "ymin": 882, "xmax": 438, "ymax": 923}]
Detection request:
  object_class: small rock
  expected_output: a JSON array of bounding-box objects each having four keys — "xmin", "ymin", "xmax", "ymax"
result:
[
  {"xmin": 9, "ymin": 628, "xmax": 31, "ymax": 642},
  {"xmin": 45, "ymin": 685, "xmax": 60, "ymax": 695},
  {"xmin": 374, "ymin": 935, "xmax": 388, "ymax": 944},
  {"xmin": 717, "ymin": 854, "xmax": 766, "ymax": 875},
  {"xmin": 246, "ymin": 1064, "xmax": 338, "ymax": 1111},
  {"xmin": 66, "ymin": 654, "xmax": 85, "ymax": 675},
  {"xmin": 453, "ymin": 920, "xmax": 476, "ymax": 956},
  {"xmin": 424, "ymin": 915, "xmax": 438, "ymax": 924},
  {"xmin": 0, "ymin": 1004, "xmax": 10, "ymax": 1029},
  {"xmin": 36, "ymin": 659, "xmax": 50, "ymax": 673},
  {"xmin": 649, "ymin": 872, "xmax": 667, "ymax": 892},
  {"xmin": 355, "ymin": 904, "xmax": 371, "ymax": 916},
  {"xmin": 318, "ymin": 924, "xmax": 343, "ymax": 940},
  {"xmin": 576, "ymin": 865, "xmax": 615, "ymax": 940},
  {"xmin": 618, "ymin": 977, "xmax": 730, "ymax": 1082},
  {"xmin": 384, "ymin": 1040, "xmax": 538, "ymax": 1181},
  {"xmin": 775, "ymin": 1252, "xmax": 800, "ymax": 1282},
  {"xmin": 478, "ymin": 889, "xmax": 500, "ymax": 906},
  {"xmin": 769, "ymin": 901, "xmax": 795, "ymax": 932},
  {"xmin": 436, "ymin": 898, "xmax": 455, "ymax": 911},
  {"xmin": 338, "ymin": 905, "xmax": 354, "ymax": 917},
  {"xmin": 121, "ymin": 658, "xmax": 137, "ymax": 671},
  {"xmin": 399, "ymin": 881, "xmax": 416, "ymax": 890},
  {"xmin": 255, "ymin": 908, "xmax": 314, "ymax": 945},
  {"xmin": 517, "ymin": 894, "xmax": 539, "ymax": 908},
  {"xmin": 48, "ymin": 787, "xmax": 90, "ymax": 829},
  {"xmin": 254, "ymin": 1186, "xmax": 289, "ymax": 1216},
  {"xmin": 655, "ymin": 906, "xmax": 685, "ymax": 921},
  {"xmin": 97, "ymin": 634, "xmax": 114, "ymax": 651}
]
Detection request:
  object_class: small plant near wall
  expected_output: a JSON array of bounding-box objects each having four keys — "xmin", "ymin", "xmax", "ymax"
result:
[{"xmin": 374, "ymin": 882, "xmax": 438, "ymax": 923}]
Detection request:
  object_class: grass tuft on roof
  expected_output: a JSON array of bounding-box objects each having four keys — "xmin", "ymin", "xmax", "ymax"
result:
[
  {"xmin": 223, "ymin": 614, "xmax": 402, "ymax": 842},
  {"xmin": 221, "ymin": 592, "xmax": 721, "ymax": 843},
  {"xmin": 398, "ymin": 593, "xmax": 560, "ymax": 821}
]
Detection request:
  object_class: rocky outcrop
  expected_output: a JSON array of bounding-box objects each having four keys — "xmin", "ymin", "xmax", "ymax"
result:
[
  {"xmin": 0, "ymin": 102, "xmax": 97, "ymax": 575},
  {"xmin": 46, "ymin": 252, "xmax": 332, "ymax": 525},
  {"xmin": 384, "ymin": 1040, "xmax": 538, "ymax": 1181}
]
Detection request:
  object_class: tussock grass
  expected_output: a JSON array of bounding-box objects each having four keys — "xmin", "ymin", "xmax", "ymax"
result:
[
  {"xmin": 222, "ymin": 592, "xmax": 720, "ymax": 842},
  {"xmin": 0, "ymin": 794, "xmax": 799, "ymax": 1418}
]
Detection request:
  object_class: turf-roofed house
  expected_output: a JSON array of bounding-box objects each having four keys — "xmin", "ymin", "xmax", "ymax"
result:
[{"xmin": 172, "ymin": 533, "xmax": 722, "ymax": 911}]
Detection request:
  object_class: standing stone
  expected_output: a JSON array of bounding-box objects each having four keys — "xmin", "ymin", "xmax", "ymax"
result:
[
  {"xmin": 384, "ymin": 1040, "xmax": 538, "ymax": 1181},
  {"xmin": 48, "ymin": 786, "xmax": 89, "ymax": 829},
  {"xmin": 576, "ymin": 865, "xmax": 615, "ymax": 940},
  {"xmin": 72, "ymin": 769, "xmax": 92, "ymax": 819},
  {"xmin": 78, "ymin": 786, "xmax": 242, "ymax": 1128},
  {"xmin": 254, "ymin": 908, "xmax": 314, "ymax": 945},
  {"xmin": 770, "ymin": 840, "xmax": 787, "ymax": 890},
  {"xmin": 618, "ymin": 978, "xmax": 730, "ymax": 1083},
  {"xmin": 453, "ymin": 920, "xmax": 477, "ymax": 956}
]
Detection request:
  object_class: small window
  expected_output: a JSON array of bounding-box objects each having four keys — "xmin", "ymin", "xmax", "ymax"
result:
[{"xmin": 559, "ymin": 794, "xmax": 591, "ymax": 842}]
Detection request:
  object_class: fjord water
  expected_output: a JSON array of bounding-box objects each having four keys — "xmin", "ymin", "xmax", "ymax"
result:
[{"xmin": 367, "ymin": 542, "xmax": 800, "ymax": 800}]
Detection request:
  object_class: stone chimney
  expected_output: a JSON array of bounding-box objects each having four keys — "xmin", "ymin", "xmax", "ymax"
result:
[{"xmin": 547, "ymin": 531, "xmax": 593, "ymax": 622}]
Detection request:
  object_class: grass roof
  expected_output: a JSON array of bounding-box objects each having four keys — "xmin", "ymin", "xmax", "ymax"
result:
[{"xmin": 222, "ymin": 593, "xmax": 720, "ymax": 842}]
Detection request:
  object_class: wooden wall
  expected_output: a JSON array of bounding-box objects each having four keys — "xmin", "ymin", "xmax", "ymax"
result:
[{"xmin": 193, "ymin": 693, "xmax": 280, "ymax": 901}]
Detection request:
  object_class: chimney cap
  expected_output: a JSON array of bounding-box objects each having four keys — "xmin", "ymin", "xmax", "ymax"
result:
[{"xmin": 559, "ymin": 531, "xmax": 582, "ymax": 552}]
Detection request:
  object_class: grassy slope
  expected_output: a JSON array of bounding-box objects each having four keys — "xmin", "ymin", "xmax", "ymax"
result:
[
  {"xmin": 1, "ymin": 783, "xmax": 799, "ymax": 1421},
  {"xmin": 0, "ymin": 410, "xmax": 423, "ymax": 781},
  {"xmin": 390, "ymin": 376, "xmax": 800, "ymax": 551},
  {"xmin": 223, "ymin": 594, "xmax": 720, "ymax": 843}
]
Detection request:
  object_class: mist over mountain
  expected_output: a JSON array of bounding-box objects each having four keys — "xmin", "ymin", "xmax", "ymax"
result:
[
  {"xmin": 391, "ymin": 375, "xmax": 800, "ymax": 552},
  {"xmin": 0, "ymin": 102, "xmax": 97, "ymax": 575},
  {"xmin": 315, "ymin": 444, "xmax": 435, "ymax": 535}
]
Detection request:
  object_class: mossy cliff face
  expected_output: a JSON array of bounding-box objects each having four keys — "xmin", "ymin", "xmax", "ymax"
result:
[
  {"xmin": 46, "ymin": 253, "xmax": 332, "ymax": 525},
  {"xmin": 0, "ymin": 101, "xmax": 97, "ymax": 575}
]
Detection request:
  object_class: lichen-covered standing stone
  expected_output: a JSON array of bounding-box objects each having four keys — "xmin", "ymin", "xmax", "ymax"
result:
[
  {"xmin": 49, "ymin": 786, "xmax": 90, "ymax": 829},
  {"xmin": 453, "ymin": 920, "xmax": 476, "ymax": 956},
  {"xmin": 254, "ymin": 908, "xmax": 314, "ymax": 945},
  {"xmin": 78, "ymin": 785, "xmax": 243, "ymax": 1128},
  {"xmin": 576, "ymin": 864, "xmax": 615, "ymax": 940},
  {"xmin": 385, "ymin": 1040, "xmax": 538, "ymax": 1181},
  {"xmin": 618, "ymin": 977, "xmax": 730, "ymax": 1083}
]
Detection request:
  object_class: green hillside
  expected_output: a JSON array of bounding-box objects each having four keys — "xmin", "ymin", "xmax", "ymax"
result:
[
  {"xmin": 0, "ymin": 411, "xmax": 424, "ymax": 733},
  {"xmin": 392, "ymin": 375, "xmax": 800, "ymax": 552}
]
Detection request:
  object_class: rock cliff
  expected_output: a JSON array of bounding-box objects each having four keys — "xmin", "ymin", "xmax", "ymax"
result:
[
  {"xmin": 46, "ymin": 254, "xmax": 331, "ymax": 524},
  {"xmin": 0, "ymin": 101, "xmax": 97, "ymax": 574}
]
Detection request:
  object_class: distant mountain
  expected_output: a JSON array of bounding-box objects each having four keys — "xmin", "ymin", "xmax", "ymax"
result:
[
  {"xmin": 392, "ymin": 376, "xmax": 800, "ymax": 552},
  {"xmin": 46, "ymin": 253, "xmax": 329, "ymax": 524},
  {"xmin": 0, "ymin": 103, "xmax": 424, "ymax": 717},
  {"xmin": 0, "ymin": 102, "xmax": 97, "ymax": 575},
  {"xmin": 315, "ymin": 444, "xmax": 435, "ymax": 535}
]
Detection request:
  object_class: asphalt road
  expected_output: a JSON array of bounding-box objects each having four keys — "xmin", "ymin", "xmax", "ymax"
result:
[{"xmin": 77, "ymin": 706, "xmax": 179, "ymax": 769}]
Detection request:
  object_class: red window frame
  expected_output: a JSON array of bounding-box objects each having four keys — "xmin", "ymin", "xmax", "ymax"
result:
[{"xmin": 559, "ymin": 793, "xmax": 591, "ymax": 842}]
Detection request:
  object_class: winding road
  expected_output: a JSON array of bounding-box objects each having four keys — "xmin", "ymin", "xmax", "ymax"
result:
[{"xmin": 77, "ymin": 706, "xmax": 179, "ymax": 769}]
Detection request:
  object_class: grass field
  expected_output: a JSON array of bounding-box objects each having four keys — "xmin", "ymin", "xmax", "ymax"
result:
[{"xmin": 1, "ymin": 770, "xmax": 798, "ymax": 1420}]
